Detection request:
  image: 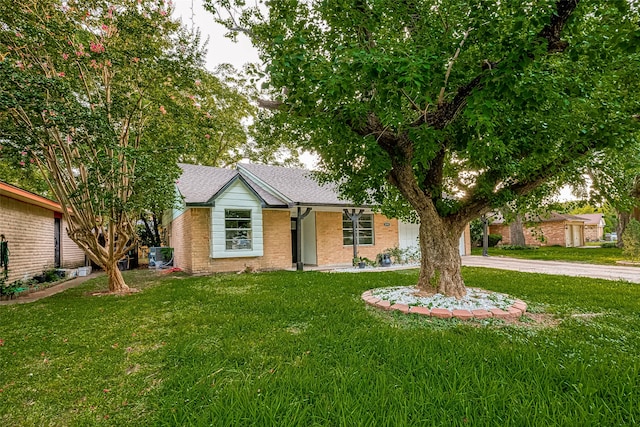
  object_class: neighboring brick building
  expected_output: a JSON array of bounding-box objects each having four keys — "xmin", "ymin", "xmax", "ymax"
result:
[
  {"xmin": 576, "ymin": 214, "xmax": 606, "ymax": 242},
  {"xmin": 489, "ymin": 212, "xmax": 586, "ymax": 247},
  {"xmin": 0, "ymin": 182, "xmax": 85, "ymax": 283},
  {"xmin": 165, "ymin": 163, "xmax": 471, "ymax": 274}
]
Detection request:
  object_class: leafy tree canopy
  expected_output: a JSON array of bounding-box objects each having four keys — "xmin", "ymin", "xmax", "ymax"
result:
[
  {"xmin": 209, "ymin": 0, "xmax": 640, "ymax": 297},
  {"xmin": 0, "ymin": 0, "xmax": 251, "ymax": 291}
]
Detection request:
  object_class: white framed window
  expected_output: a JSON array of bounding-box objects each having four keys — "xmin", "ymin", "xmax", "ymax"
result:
[
  {"xmin": 342, "ymin": 213, "xmax": 374, "ymax": 246},
  {"xmin": 225, "ymin": 209, "xmax": 252, "ymax": 250}
]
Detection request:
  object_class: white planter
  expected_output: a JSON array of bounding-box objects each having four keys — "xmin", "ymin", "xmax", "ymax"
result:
[{"xmin": 78, "ymin": 266, "xmax": 92, "ymax": 277}]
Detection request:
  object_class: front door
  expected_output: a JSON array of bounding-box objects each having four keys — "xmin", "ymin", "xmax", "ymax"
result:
[{"xmin": 54, "ymin": 217, "xmax": 61, "ymax": 268}]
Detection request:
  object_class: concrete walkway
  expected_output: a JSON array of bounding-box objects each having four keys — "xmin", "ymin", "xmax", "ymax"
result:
[
  {"xmin": 462, "ymin": 256, "xmax": 640, "ymax": 283},
  {"xmin": 0, "ymin": 272, "xmax": 101, "ymax": 305}
]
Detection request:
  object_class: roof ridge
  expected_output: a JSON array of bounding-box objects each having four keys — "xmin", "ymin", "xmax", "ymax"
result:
[{"xmin": 237, "ymin": 164, "xmax": 294, "ymax": 205}]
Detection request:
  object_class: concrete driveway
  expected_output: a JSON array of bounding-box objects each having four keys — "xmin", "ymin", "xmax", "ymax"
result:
[{"xmin": 462, "ymin": 256, "xmax": 640, "ymax": 283}]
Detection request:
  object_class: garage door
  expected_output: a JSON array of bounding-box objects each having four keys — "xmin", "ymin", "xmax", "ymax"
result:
[{"xmin": 398, "ymin": 221, "xmax": 466, "ymax": 256}]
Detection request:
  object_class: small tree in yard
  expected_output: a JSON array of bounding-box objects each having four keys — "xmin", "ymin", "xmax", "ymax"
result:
[
  {"xmin": 622, "ymin": 219, "xmax": 640, "ymax": 262},
  {"xmin": 0, "ymin": 1, "xmax": 209, "ymax": 292},
  {"xmin": 209, "ymin": 0, "xmax": 639, "ymax": 298}
]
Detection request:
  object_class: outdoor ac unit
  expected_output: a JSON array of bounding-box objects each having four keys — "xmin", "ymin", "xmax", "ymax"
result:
[{"xmin": 148, "ymin": 247, "xmax": 173, "ymax": 268}]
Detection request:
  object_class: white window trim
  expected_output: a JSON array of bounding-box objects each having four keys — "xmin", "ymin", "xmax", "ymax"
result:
[
  {"xmin": 224, "ymin": 209, "xmax": 253, "ymax": 251},
  {"xmin": 342, "ymin": 213, "xmax": 375, "ymax": 246},
  {"xmin": 209, "ymin": 180, "xmax": 264, "ymax": 259}
]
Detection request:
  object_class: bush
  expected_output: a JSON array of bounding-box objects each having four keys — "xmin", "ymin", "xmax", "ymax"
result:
[
  {"xmin": 499, "ymin": 245, "xmax": 537, "ymax": 250},
  {"xmin": 622, "ymin": 219, "xmax": 640, "ymax": 261},
  {"xmin": 488, "ymin": 234, "xmax": 502, "ymax": 247},
  {"xmin": 379, "ymin": 246, "xmax": 421, "ymax": 264},
  {"xmin": 470, "ymin": 219, "xmax": 484, "ymax": 247},
  {"xmin": 601, "ymin": 242, "xmax": 618, "ymax": 249},
  {"xmin": 380, "ymin": 247, "xmax": 404, "ymax": 264}
]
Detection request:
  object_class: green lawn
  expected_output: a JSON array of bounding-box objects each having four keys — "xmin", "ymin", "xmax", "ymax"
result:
[
  {"xmin": 471, "ymin": 245, "xmax": 625, "ymax": 265},
  {"xmin": 1, "ymin": 268, "xmax": 639, "ymax": 426}
]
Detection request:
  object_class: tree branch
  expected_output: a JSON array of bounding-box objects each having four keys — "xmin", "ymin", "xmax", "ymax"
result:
[
  {"xmin": 456, "ymin": 137, "xmax": 596, "ymax": 222},
  {"xmin": 438, "ymin": 28, "xmax": 471, "ymax": 106},
  {"xmin": 405, "ymin": 0, "xmax": 580, "ymax": 133},
  {"xmin": 257, "ymin": 98, "xmax": 285, "ymax": 110},
  {"xmin": 539, "ymin": 0, "xmax": 580, "ymax": 53}
]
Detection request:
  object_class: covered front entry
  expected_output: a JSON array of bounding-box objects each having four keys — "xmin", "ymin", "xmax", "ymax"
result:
[
  {"xmin": 291, "ymin": 209, "xmax": 317, "ymax": 267},
  {"xmin": 398, "ymin": 221, "xmax": 466, "ymax": 256}
]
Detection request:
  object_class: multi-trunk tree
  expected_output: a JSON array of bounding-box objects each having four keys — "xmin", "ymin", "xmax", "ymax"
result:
[
  {"xmin": 0, "ymin": 0, "xmax": 247, "ymax": 292},
  {"xmin": 209, "ymin": 0, "xmax": 640, "ymax": 297}
]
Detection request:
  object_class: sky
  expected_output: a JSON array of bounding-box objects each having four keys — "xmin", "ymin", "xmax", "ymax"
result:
[
  {"xmin": 171, "ymin": 0, "xmax": 260, "ymax": 71},
  {"xmin": 171, "ymin": 1, "xmax": 318, "ymax": 168}
]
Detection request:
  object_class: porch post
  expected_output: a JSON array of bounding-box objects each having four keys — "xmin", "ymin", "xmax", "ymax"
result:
[
  {"xmin": 482, "ymin": 215, "xmax": 489, "ymax": 257},
  {"xmin": 344, "ymin": 209, "xmax": 364, "ymax": 263}
]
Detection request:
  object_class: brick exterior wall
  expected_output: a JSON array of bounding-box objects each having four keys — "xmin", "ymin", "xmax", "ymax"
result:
[
  {"xmin": 171, "ymin": 208, "xmax": 292, "ymax": 274},
  {"xmin": 61, "ymin": 220, "xmax": 86, "ymax": 268},
  {"xmin": 1, "ymin": 194, "xmax": 84, "ymax": 283},
  {"xmin": 170, "ymin": 207, "xmax": 470, "ymax": 274},
  {"xmin": 315, "ymin": 212, "xmax": 399, "ymax": 265},
  {"xmin": 168, "ymin": 209, "xmax": 193, "ymax": 273},
  {"xmin": 489, "ymin": 224, "xmax": 511, "ymax": 245},
  {"xmin": 190, "ymin": 208, "xmax": 212, "ymax": 274},
  {"xmin": 584, "ymin": 225, "xmax": 602, "ymax": 242},
  {"xmin": 490, "ymin": 221, "xmax": 579, "ymax": 246},
  {"xmin": 463, "ymin": 223, "xmax": 472, "ymax": 256},
  {"xmin": 529, "ymin": 222, "xmax": 567, "ymax": 246}
]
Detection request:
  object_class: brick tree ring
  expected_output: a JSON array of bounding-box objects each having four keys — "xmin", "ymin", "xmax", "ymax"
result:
[{"xmin": 361, "ymin": 288, "xmax": 528, "ymax": 320}]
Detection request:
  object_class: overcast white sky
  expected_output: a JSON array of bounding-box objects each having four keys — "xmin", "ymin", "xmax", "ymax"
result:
[
  {"xmin": 172, "ymin": 0, "xmax": 260, "ymax": 71},
  {"xmin": 171, "ymin": 1, "xmax": 319, "ymax": 167}
]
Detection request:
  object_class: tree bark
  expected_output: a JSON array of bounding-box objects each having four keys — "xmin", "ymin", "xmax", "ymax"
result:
[
  {"xmin": 105, "ymin": 262, "xmax": 129, "ymax": 293},
  {"xmin": 415, "ymin": 211, "xmax": 466, "ymax": 299},
  {"xmin": 151, "ymin": 213, "xmax": 162, "ymax": 247},
  {"xmin": 65, "ymin": 214, "xmax": 133, "ymax": 293},
  {"xmin": 509, "ymin": 214, "xmax": 526, "ymax": 246},
  {"xmin": 618, "ymin": 211, "xmax": 631, "ymax": 248},
  {"xmin": 617, "ymin": 177, "xmax": 640, "ymax": 248}
]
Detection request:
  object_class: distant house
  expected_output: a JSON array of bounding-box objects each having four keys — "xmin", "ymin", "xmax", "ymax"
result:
[
  {"xmin": 575, "ymin": 213, "xmax": 606, "ymax": 242},
  {"xmin": 0, "ymin": 181, "xmax": 85, "ymax": 283},
  {"xmin": 489, "ymin": 212, "xmax": 587, "ymax": 247},
  {"xmin": 165, "ymin": 163, "xmax": 471, "ymax": 274}
]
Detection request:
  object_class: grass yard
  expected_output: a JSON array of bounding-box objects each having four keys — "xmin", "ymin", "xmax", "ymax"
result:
[
  {"xmin": 1, "ymin": 268, "xmax": 639, "ymax": 426},
  {"xmin": 471, "ymin": 245, "xmax": 625, "ymax": 265}
]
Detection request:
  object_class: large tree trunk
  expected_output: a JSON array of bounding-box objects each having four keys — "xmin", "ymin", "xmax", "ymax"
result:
[
  {"xmin": 105, "ymin": 262, "xmax": 129, "ymax": 293},
  {"xmin": 619, "ymin": 178, "xmax": 640, "ymax": 248},
  {"xmin": 416, "ymin": 214, "xmax": 466, "ymax": 299},
  {"xmin": 65, "ymin": 215, "xmax": 133, "ymax": 293},
  {"xmin": 617, "ymin": 211, "xmax": 630, "ymax": 248},
  {"xmin": 509, "ymin": 214, "xmax": 526, "ymax": 246},
  {"xmin": 387, "ymin": 160, "xmax": 468, "ymax": 298}
]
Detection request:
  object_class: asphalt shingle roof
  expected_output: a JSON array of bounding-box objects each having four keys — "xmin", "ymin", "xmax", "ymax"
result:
[
  {"xmin": 176, "ymin": 163, "xmax": 355, "ymax": 207},
  {"xmin": 177, "ymin": 163, "xmax": 238, "ymax": 204},
  {"xmin": 238, "ymin": 163, "xmax": 352, "ymax": 206},
  {"xmin": 490, "ymin": 212, "xmax": 588, "ymax": 225},
  {"xmin": 575, "ymin": 213, "xmax": 605, "ymax": 226}
]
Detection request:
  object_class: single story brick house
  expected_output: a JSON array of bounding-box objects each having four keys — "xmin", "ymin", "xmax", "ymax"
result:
[
  {"xmin": 489, "ymin": 212, "xmax": 586, "ymax": 247},
  {"xmin": 575, "ymin": 213, "xmax": 606, "ymax": 242},
  {"xmin": 0, "ymin": 181, "xmax": 85, "ymax": 283},
  {"xmin": 165, "ymin": 163, "xmax": 471, "ymax": 274}
]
